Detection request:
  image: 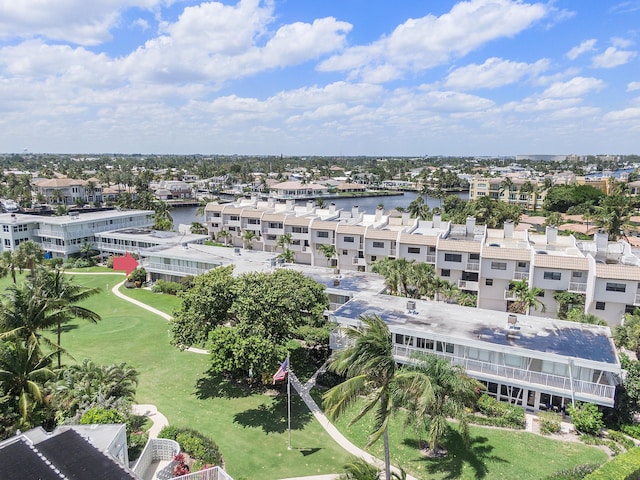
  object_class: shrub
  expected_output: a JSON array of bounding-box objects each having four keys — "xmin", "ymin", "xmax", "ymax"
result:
[
  {"xmin": 159, "ymin": 427, "xmax": 223, "ymax": 466},
  {"xmin": 540, "ymin": 411, "xmax": 562, "ymax": 435},
  {"xmin": 545, "ymin": 464, "xmax": 601, "ymax": 479},
  {"xmin": 158, "ymin": 425, "xmax": 180, "ymax": 440},
  {"xmin": 127, "ymin": 267, "xmax": 147, "ymax": 285},
  {"xmin": 80, "ymin": 407, "xmax": 125, "ymax": 425},
  {"xmin": 584, "ymin": 447, "xmax": 640, "ymax": 479},
  {"xmin": 106, "ymin": 256, "xmax": 116, "ymax": 269},
  {"xmin": 127, "ymin": 431, "xmax": 148, "ymax": 461},
  {"xmin": 472, "ymin": 394, "xmax": 526, "ymax": 429},
  {"xmin": 621, "ymin": 424, "xmax": 640, "ymax": 440},
  {"xmin": 152, "ymin": 279, "xmax": 184, "ymax": 295},
  {"xmin": 609, "ymin": 430, "xmax": 637, "ymax": 451},
  {"xmin": 569, "ymin": 402, "xmax": 604, "ymax": 436}
]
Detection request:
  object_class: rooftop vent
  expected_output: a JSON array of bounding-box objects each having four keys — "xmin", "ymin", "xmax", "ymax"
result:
[{"xmin": 406, "ymin": 300, "xmax": 417, "ymax": 314}]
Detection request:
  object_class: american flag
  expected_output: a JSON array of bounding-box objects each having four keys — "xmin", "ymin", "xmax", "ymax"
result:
[{"xmin": 272, "ymin": 358, "xmax": 289, "ymax": 384}]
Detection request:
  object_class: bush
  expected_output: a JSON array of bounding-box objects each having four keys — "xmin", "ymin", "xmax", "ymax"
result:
[
  {"xmin": 80, "ymin": 407, "xmax": 125, "ymax": 425},
  {"xmin": 621, "ymin": 424, "xmax": 640, "ymax": 440},
  {"xmin": 472, "ymin": 394, "xmax": 526, "ymax": 429},
  {"xmin": 151, "ymin": 279, "xmax": 185, "ymax": 295},
  {"xmin": 569, "ymin": 402, "xmax": 604, "ymax": 436},
  {"xmin": 127, "ymin": 431, "xmax": 148, "ymax": 461},
  {"xmin": 545, "ymin": 464, "xmax": 601, "ymax": 479},
  {"xmin": 540, "ymin": 411, "xmax": 562, "ymax": 435},
  {"xmin": 127, "ymin": 267, "xmax": 147, "ymax": 285},
  {"xmin": 608, "ymin": 430, "xmax": 636, "ymax": 451},
  {"xmin": 584, "ymin": 447, "xmax": 640, "ymax": 479},
  {"xmin": 157, "ymin": 426, "xmax": 222, "ymax": 466},
  {"xmin": 106, "ymin": 256, "xmax": 116, "ymax": 269}
]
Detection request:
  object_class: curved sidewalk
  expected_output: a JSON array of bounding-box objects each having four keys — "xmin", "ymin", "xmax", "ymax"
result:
[{"xmin": 132, "ymin": 404, "xmax": 169, "ymax": 438}]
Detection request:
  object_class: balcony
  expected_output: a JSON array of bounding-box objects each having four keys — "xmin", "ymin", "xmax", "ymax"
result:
[
  {"xmin": 390, "ymin": 345, "xmax": 615, "ymax": 405},
  {"xmin": 568, "ymin": 282, "xmax": 587, "ymax": 293},
  {"xmin": 425, "ymin": 254, "xmax": 436, "ymax": 264},
  {"xmin": 635, "ymin": 294, "xmax": 640, "ymax": 306},
  {"xmin": 457, "ymin": 279, "xmax": 479, "ymax": 291},
  {"xmin": 504, "ymin": 289, "xmax": 518, "ymax": 301},
  {"xmin": 352, "ymin": 257, "xmax": 367, "ymax": 266},
  {"xmin": 142, "ymin": 261, "xmax": 213, "ymax": 277},
  {"xmin": 329, "ymin": 330, "xmax": 616, "ymax": 405},
  {"xmin": 465, "ymin": 262, "xmax": 480, "ymax": 272},
  {"xmin": 513, "ymin": 271, "xmax": 529, "ymax": 281}
]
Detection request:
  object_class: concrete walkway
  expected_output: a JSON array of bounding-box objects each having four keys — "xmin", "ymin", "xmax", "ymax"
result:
[{"xmin": 132, "ymin": 404, "xmax": 169, "ymax": 438}]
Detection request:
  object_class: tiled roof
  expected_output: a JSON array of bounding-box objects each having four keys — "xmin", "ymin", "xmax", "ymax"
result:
[
  {"xmin": 596, "ymin": 264, "xmax": 640, "ymax": 281},
  {"xmin": 285, "ymin": 216, "xmax": 312, "ymax": 226},
  {"xmin": 482, "ymin": 247, "xmax": 531, "ymax": 261},
  {"xmin": 438, "ymin": 239, "xmax": 482, "ymax": 253},
  {"xmin": 534, "ymin": 254, "xmax": 588, "ymax": 270},
  {"xmin": 366, "ymin": 229, "xmax": 399, "ymax": 240},
  {"xmin": 310, "ymin": 220, "xmax": 338, "ymax": 230},
  {"xmin": 336, "ymin": 224, "xmax": 367, "ymax": 235},
  {"xmin": 241, "ymin": 209, "xmax": 264, "ymax": 219},
  {"xmin": 399, "ymin": 233, "xmax": 438, "ymax": 245},
  {"xmin": 33, "ymin": 178, "xmax": 87, "ymax": 187},
  {"xmin": 261, "ymin": 213, "xmax": 286, "ymax": 222}
]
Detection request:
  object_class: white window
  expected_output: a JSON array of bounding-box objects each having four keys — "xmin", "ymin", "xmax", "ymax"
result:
[{"xmin": 491, "ymin": 262, "xmax": 507, "ymax": 270}]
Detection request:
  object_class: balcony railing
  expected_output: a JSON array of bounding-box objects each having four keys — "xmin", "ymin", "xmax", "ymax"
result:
[
  {"xmin": 513, "ymin": 271, "xmax": 529, "ymax": 281},
  {"xmin": 457, "ymin": 279, "xmax": 479, "ymax": 291},
  {"xmin": 132, "ymin": 438, "xmax": 179, "ymax": 479},
  {"xmin": 425, "ymin": 254, "xmax": 436, "ymax": 264},
  {"xmin": 504, "ymin": 289, "xmax": 518, "ymax": 301},
  {"xmin": 635, "ymin": 294, "xmax": 640, "ymax": 306},
  {"xmin": 329, "ymin": 331, "xmax": 616, "ymax": 403},
  {"xmin": 352, "ymin": 257, "xmax": 367, "ymax": 266},
  {"xmin": 141, "ymin": 261, "xmax": 214, "ymax": 276},
  {"xmin": 568, "ymin": 282, "xmax": 587, "ymax": 293},
  {"xmin": 465, "ymin": 262, "xmax": 480, "ymax": 272}
]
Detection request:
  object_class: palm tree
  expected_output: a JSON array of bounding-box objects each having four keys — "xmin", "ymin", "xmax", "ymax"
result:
[
  {"xmin": 79, "ymin": 241, "xmax": 95, "ymax": 260},
  {"xmin": 407, "ymin": 195, "xmax": 429, "ymax": 220},
  {"xmin": 0, "ymin": 339, "xmax": 56, "ymax": 426},
  {"xmin": 278, "ymin": 248, "xmax": 295, "ymax": 263},
  {"xmin": 33, "ymin": 266, "xmax": 101, "ymax": 367},
  {"xmin": 241, "ymin": 230, "xmax": 256, "ymax": 249},
  {"xmin": 277, "ymin": 233, "xmax": 293, "ymax": 252},
  {"xmin": 508, "ymin": 279, "xmax": 545, "ymax": 315},
  {"xmin": 318, "ymin": 244, "xmax": 337, "ymax": 268},
  {"xmin": 614, "ymin": 309, "xmax": 640, "ymax": 357},
  {"xmin": 0, "ymin": 250, "xmax": 19, "ymax": 284},
  {"xmin": 15, "ymin": 240, "xmax": 45, "ymax": 274},
  {"xmin": 217, "ymin": 229, "xmax": 232, "ymax": 246},
  {"xmin": 323, "ymin": 315, "xmax": 430, "ymax": 480},
  {"xmin": 396, "ymin": 354, "xmax": 482, "ymax": 456},
  {"xmin": 435, "ymin": 279, "xmax": 459, "ymax": 303}
]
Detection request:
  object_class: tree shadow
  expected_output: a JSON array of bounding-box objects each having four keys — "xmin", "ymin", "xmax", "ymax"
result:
[
  {"xmin": 403, "ymin": 429, "xmax": 509, "ymax": 479},
  {"xmin": 58, "ymin": 324, "xmax": 79, "ymax": 333},
  {"xmin": 233, "ymin": 394, "xmax": 313, "ymax": 434},
  {"xmin": 194, "ymin": 369, "xmax": 254, "ymax": 399}
]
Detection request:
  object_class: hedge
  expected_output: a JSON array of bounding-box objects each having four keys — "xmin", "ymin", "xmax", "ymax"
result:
[
  {"xmin": 157, "ymin": 426, "xmax": 223, "ymax": 466},
  {"xmin": 584, "ymin": 447, "xmax": 640, "ymax": 479}
]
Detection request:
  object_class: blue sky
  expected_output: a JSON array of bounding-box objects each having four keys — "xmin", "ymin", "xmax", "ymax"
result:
[{"xmin": 0, "ymin": 0, "xmax": 639, "ymax": 156}]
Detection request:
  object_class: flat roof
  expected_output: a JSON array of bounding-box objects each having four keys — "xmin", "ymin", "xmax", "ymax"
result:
[
  {"xmin": 332, "ymin": 294, "xmax": 619, "ymax": 367},
  {"xmin": 283, "ymin": 264, "xmax": 386, "ymax": 295},
  {"xmin": 0, "ymin": 209, "xmax": 153, "ymax": 225},
  {"xmin": 96, "ymin": 228, "xmax": 209, "ymax": 245}
]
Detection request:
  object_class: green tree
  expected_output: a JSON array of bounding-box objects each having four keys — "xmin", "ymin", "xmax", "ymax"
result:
[
  {"xmin": 543, "ymin": 211, "xmax": 563, "ymax": 228},
  {"xmin": 507, "ymin": 280, "xmax": 545, "ymax": 315},
  {"xmin": 0, "ymin": 339, "xmax": 56, "ymax": 426},
  {"xmin": 241, "ymin": 230, "xmax": 256, "ymax": 249},
  {"xmin": 339, "ymin": 458, "xmax": 382, "ymax": 480},
  {"xmin": 278, "ymin": 248, "xmax": 295, "ymax": 263},
  {"xmin": 277, "ymin": 233, "xmax": 293, "ymax": 251},
  {"xmin": 33, "ymin": 266, "xmax": 101, "ymax": 368},
  {"xmin": 170, "ymin": 266, "xmax": 237, "ymax": 349},
  {"xmin": 216, "ymin": 229, "xmax": 232, "ymax": 246},
  {"xmin": 614, "ymin": 309, "xmax": 640, "ymax": 357},
  {"xmin": 323, "ymin": 315, "xmax": 430, "ymax": 480},
  {"xmin": 0, "ymin": 251, "xmax": 19, "ymax": 284},
  {"xmin": 595, "ymin": 194, "xmax": 633, "ymax": 240},
  {"xmin": 407, "ymin": 195, "xmax": 429, "ymax": 220},
  {"xmin": 543, "ymin": 185, "xmax": 603, "ymax": 213},
  {"xmin": 553, "ymin": 291, "xmax": 586, "ymax": 320},
  {"xmin": 14, "ymin": 240, "xmax": 45, "ymax": 274},
  {"xmin": 318, "ymin": 244, "xmax": 337, "ymax": 267},
  {"xmin": 396, "ymin": 354, "xmax": 482, "ymax": 455}
]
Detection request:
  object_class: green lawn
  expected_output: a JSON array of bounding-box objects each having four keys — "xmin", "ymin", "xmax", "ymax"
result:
[
  {"xmin": 118, "ymin": 286, "xmax": 183, "ymax": 316},
  {"xmin": 330, "ymin": 399, "xmax": 608, "ymax": 480},
  {"xmin": 40, "ymin": 273, "xmax": 352, "ymax": 480}
]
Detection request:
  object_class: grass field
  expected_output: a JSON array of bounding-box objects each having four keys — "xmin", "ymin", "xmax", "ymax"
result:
[
  {"xmin": 41, "ymin": 272, "xmax": 353, "ymax": 480},
  {"xmin": 330, "ymin": 398, "xmax": 608, "ymax": 479},
  {"xmin": 0, "ymin": 270, "xmax": 611, "ymax": 479}
]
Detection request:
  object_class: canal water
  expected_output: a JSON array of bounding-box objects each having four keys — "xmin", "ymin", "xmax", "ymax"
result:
[{"xmin": 171, "ymin": 192, "xmax": 469, "ymax": 229}]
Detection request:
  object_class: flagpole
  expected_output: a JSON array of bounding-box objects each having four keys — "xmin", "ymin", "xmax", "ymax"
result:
[{"xmin": 287, "ymin": 353, "xmax": 291, "ymax": 450}]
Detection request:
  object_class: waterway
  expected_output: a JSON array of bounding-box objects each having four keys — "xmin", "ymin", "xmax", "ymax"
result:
[{"xmin": 171, "ymin": 191, "xmax": 469, "ymax": 229}]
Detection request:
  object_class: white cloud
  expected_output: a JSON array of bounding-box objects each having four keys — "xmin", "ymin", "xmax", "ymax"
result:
[
  {"xmin": 0, "ymin": 0, "xmax": 169, "ymax": 45},
  {"xmin": 542, "ymin": 76, "xmax": 605, "ymax": 98},
  {"xmin": 131, "ymin": 18, "xmax": 150, "ymax": 31},
  {"xmin": 445, "ymin": 57, "xmax": 549, "ymax": 89},
  {"xmin": 628, "ymin": 81, "xmax": 640, "ymax": 92},
  {"xmin": 592, "ymin": 47, "xmax": 637, "ymax": 68},
  {"xmin": 566, "ymin": 39, "xmax": 596, "ymax": 60},
  {"xmin": 603, "ymin": 107, "xmax": 640, "ymax": 121},
  {"xmin": 318, "ymin": 0, "xmax": 548, "ymax": 82},
  {"xmin": 612, "ymin": 37, "xmax": 633, "ymax": 48}
]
